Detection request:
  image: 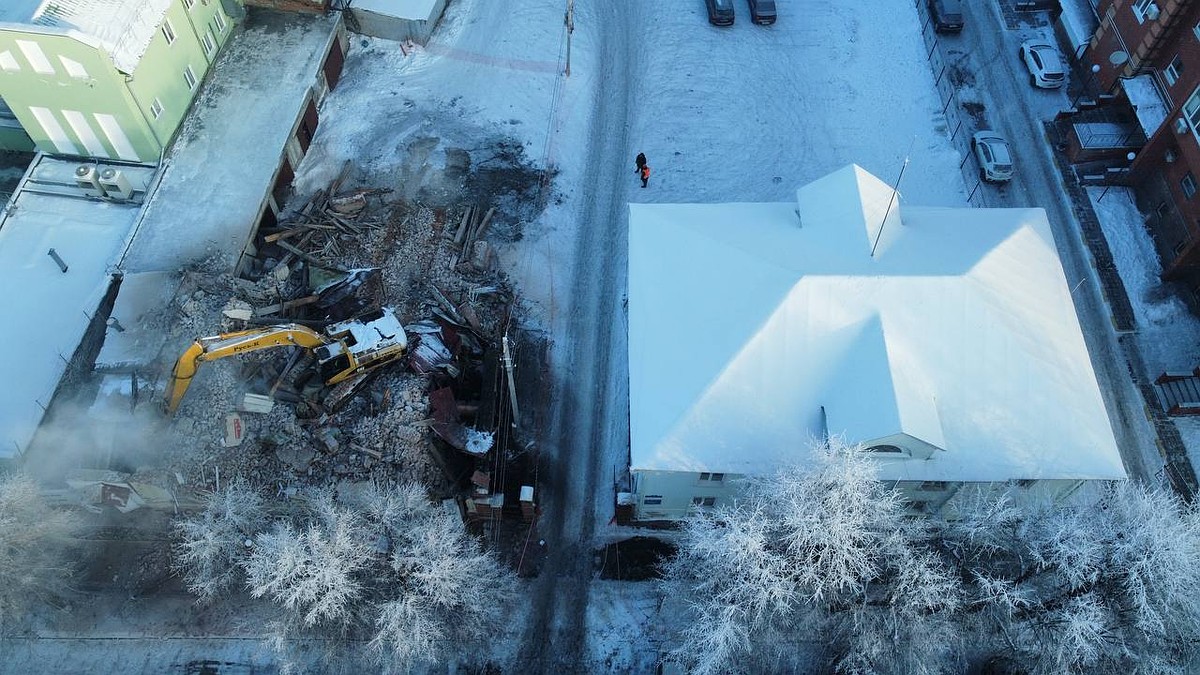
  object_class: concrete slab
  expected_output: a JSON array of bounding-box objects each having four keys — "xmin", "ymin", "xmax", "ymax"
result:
[{"xmin": 95, "ymin": 271, "xmax": 181, "ymax": 372}]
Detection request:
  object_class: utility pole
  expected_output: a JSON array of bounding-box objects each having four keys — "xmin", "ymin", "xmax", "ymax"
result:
[
  {"xmin": 565, "ymin": 0, "xmax": 575, "ymax": 77},
  {"xmin": 502, "ymin": 333, "xmax": 520, "ymax": 428}
]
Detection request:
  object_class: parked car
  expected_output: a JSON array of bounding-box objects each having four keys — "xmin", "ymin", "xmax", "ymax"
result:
[
  {"xmin": 971, "ymin": 131, "xmax": 1014, "ymax": 183},
  {"xmin": 928, "ymin": 0, "xmax": 964, "ymax": 33},
  {"xmin": 746, "ymin": 0, "xmax": 777, "ymax": 25},
  {"xmin": 705, "ymin": 0, "xmax": 735, "ymax": 25},
  {"xmin": 1019, "ymin": 40, "xmax": 1066, "ymax": 88}
]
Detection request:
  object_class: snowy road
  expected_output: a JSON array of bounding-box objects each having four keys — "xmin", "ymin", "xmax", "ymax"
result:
[
  {"xmin": 939, "ymin": 2, "xmax": 1162, "ymax": 482},
  {"xmin": 516, "ymin": 2, "xmax": 639, "ymax": 669}
]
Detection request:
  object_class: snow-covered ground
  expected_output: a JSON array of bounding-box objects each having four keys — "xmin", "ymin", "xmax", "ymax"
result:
[
  {"xmin": 1089, "ymin": 185, "xmax": 1200, "ymax": 470},
  {"xmin": 1089, "ymin": 187, "xmax": 1200, "ymax": 375}
]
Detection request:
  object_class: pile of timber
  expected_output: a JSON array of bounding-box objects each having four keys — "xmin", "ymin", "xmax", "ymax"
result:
[
  {"xmin": 448, "ymin": 205, "xmax": 496, "ymax": 272},
  {"xmin": 266, "ymin": 169, "xmax": 391, "ymax": 274}
]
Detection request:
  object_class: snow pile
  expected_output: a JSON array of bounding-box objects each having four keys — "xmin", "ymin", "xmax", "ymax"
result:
[
  {"xmin": 1123, "ymin": 75, "xmax": 1170, "ymax": 142},
  {"xmin": 1088, "ymin": 186, "xmax": 1200, "ymax": 375}
]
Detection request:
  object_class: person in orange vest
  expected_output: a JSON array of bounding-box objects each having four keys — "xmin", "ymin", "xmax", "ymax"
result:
[{"xmin": 640, "ymin": 163, "xmax": 651, "ymax": 188}]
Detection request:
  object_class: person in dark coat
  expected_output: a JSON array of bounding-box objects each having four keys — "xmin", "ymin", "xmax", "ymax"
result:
[{"xmin": 635, "ymin": 152, "xmax": 647, "ymax": 174}]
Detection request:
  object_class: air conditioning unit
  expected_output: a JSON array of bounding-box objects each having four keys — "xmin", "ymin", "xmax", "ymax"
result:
[
  {"xmin": 98, "ymin": 167, "xmax": 134, "ymax": 200},
  {"xmin": 74, "ymin": 164, "xmax": 106, "ymax": 198},
  {"xmin": 1176, "ymin": 117, "xmax": 1190, "ymax": 135},
  {"xmin": 1146, "ymin": 3, "xmax": 1160, "ymax": 20}
]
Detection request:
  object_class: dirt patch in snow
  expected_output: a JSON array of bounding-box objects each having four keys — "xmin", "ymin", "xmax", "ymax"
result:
[{"xmin": 596, "ymin": 537, "xmax": 676, "ymax": 581}]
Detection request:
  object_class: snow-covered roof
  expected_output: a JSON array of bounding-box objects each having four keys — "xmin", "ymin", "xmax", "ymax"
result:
[
  {"xmin": 121, "ymin": 10, "xmax": 339, "ymax": 274},
  {"xmin": 352, "ymin": 0, "xmax": 442, "ymax": 20},
  {"xmin": 0, "ymin": 154, "xmax": 156, "ymax": 458},
  {"xmin": 1057, "ymin": 1, "xmax": 1098, "ymax": 55},
  {"xmin": 0, "ymin": 1, "xmax": 44, "ymax": 24},
  {"xmin": 1123, "ymin": 74, "xmax": 1170, "ymax": 140},
  {"xmin": 1, "ymin": 0, "xmax": 174, "ymax": 74},
  {"xmin": 627, "ymin": 165, "xmax": 1126, "ymax": 483}
]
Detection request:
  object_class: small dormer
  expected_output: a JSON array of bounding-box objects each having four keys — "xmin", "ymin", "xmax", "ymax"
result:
[{"xmin": 862, "ymin": 432, "xmax": 941, "ymax": 460}]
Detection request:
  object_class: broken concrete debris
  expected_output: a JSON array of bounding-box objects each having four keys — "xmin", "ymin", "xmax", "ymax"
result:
[{"xmin": 135, "ymin": 179, "xmax": 535, "ymax": 527}]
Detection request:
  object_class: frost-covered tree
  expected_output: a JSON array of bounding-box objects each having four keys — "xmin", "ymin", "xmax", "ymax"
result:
[
  {"xmin": 0, "ymin": 473, "xmax": 76, "ymax": 629},
  {"xmin": 947, "ymin": 482, "xmax": 1200, "ymax": 674},
  {"xmin": 661, "ymin": 440, "xmax": 963, "ymax": 675},
  {"xmin": 367, "ymin": 482, "xmax": 518, "ymax": 670},
  {"xmin": 662, "ymin": 444, "xmax": 1200, "ymax": 675},
  {"xmin": 244, "ymin": 491, "xmax": 372, "ymax": 627},
  {"xmin": 173, "ymin": 477, "xmax": 267, "ymax": 601},
  {"xmin": 172, "ymin": 481, "xmax": 520, "ymax": 670}
]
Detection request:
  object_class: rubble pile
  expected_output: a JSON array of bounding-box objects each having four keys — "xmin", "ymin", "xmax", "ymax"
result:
[{"xmin": 139, "ymin": 182, "xmax": 517, "ymax": 499}]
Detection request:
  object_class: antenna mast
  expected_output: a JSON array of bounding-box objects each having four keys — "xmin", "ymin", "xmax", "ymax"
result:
[{"xmin": 871, "ymin": 138, "xmax": 916, "ymax": 258}]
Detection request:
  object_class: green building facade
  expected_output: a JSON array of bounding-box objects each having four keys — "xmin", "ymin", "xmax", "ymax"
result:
[{"xmin": 0, "ymin": 0, "xmax": 242, "ymax": 163}]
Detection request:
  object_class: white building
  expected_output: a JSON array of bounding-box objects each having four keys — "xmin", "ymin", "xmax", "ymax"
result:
[{"xmin": 626, "ymin": 164, "xmax": 1126, "ymax": 520}]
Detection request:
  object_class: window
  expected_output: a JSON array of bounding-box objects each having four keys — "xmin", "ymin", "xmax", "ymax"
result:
[
  {"xmin": 149, "ymin": 97, "xmax": 164, "ymax": 120},
  {"xmin": 214, "ymin": 11, "xmax": 228, "ymax": 33},
  {"xmin": 867, "ymin": 444, "xmax": 905, "ymax": 454},
  {"xmin": 183, "ymin": 64, "xmax": 197, "ymax": 90},
  {"xmin": 698, "ymin": 472, "xmax": 724, "ymax": 482},
  {"xmin": 1185, "ymin": 88, "xmax": 1200, "ymax": 136},
  {"xmin": 1166, "ymin": 55, "xmax": 1184, "ymax": 86},
  {"xmin": 202, "ymin": 30, "xmax": 216, "ymax": 56},
  {"xmin": 918, "ymin": 481, "xmax": 948, "ymax": 491},
  {"xmin": 16, "ymin": 40, "xmax": 54, "ymax": 75},
  {"xmin": 1183, "ymin": 172, "xmax": 1197, "ymax": 199},
  {"xmin": 643, "ymin": 495, "xmax": 663, "ymax": 506},
  {"xmin": 1133, "ymin": 0, "xmax": 1157, "ymax": 23},
  {"xmin": 1010, "ymin": 479, "xmax": 1036, "ymax": 488},
  {"xmin": 162, "ymin": 20, "xmax": 176, "ymax": 45},
  {"xmin": 691, "ymin": 497, "xmax": 716, "ymax": 507},
  {"xmin": 59, "ymin": 56, "xmax": 88, "ymax": 79},
  {"xmin": 183, "ymin": 0, "xmax": 196, "ymax": 9},
  {"xmin": 0, "ymin": 50, "xmax": 18, "ymax": 72},
  {"xmin": 1195, "ymin": 21, "xmax": 1200, "ymax": 41}
]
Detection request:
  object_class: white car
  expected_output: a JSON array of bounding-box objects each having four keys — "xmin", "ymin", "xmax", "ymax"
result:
[
  {"xmin": 1019, "ymin": 40, "xmax": 1066, "ymax": 89},
  {"xmin": 971, "ymin": 131, "xmax": 1013, "ymax": 183}
]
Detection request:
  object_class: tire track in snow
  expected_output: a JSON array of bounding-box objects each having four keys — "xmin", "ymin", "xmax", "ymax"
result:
[{"xmin": 517, "ymin": 2, "xmax": 636, "ymax": 671}]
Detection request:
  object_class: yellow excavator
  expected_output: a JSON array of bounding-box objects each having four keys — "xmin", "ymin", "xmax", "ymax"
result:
[{"xmin": 163, "ymin": 307, "xmax": 408, "ymax": 414}]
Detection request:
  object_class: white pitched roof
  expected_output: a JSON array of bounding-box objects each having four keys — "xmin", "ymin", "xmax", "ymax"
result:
[
  {"xmin": 627, "ymin": 165, "xmax": 1126, "ymax": 483},
  {"xmin": 1, "ymin": 0, "xmax": 175, "ymax": 73}
]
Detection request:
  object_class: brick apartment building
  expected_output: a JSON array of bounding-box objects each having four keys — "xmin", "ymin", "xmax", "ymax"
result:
[{"xmin": 1079, "ymin": 0, "xmax": 1200, "ymax": 299}]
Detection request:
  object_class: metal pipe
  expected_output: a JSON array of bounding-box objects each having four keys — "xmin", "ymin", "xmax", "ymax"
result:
[{"xmin": 47, "ymin": 248, "xmax": 68, "ymax": 273}]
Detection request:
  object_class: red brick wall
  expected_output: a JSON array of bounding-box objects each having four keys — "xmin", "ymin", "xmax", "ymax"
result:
[{"xmin": 1094, "ymin": 0, "xmax": 1200, "ymax": 273}]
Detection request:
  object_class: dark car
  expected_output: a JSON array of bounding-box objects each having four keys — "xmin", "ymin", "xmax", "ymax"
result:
[
  {"xmin": 928, "ymin": 0, "xmax": 963, "ymax": 33},
  {"xmin": 705, "ymin": 0, "xmax": 735, "ymax": 26},
  {"xmin": 746, "ymin": 0, "xmax": 776, "ymax": 25}
]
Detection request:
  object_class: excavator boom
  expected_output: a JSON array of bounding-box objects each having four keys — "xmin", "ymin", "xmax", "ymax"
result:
[
  {"xmin": 163, "ymin": 309, "xmax": 407, "ymax": 415},
  {"xmin": 163, "ymin": 324, "xmax": 330, "ymax": 414}
]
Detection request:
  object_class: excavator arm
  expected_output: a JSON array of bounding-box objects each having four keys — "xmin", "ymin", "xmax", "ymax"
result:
[{"xmin": 163, "ymin": 324, "xmax": 331, "ymax": 414}]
